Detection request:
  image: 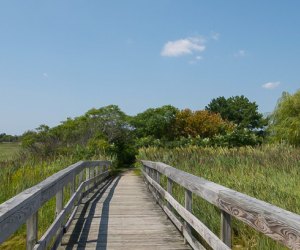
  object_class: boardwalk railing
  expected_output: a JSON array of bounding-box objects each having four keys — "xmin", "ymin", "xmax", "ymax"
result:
[
  {"xmin": 0, "ymin": 160, "xmax": 111, "ymax": 250},
  {"xmin": 141, "ymin": 160, "xmax": 300, "ymax": 250}
]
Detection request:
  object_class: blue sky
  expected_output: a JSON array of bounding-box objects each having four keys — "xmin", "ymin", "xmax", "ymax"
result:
[{"xmin": 1, "ymin": 1, "xmax": 300, "ymax": 135}]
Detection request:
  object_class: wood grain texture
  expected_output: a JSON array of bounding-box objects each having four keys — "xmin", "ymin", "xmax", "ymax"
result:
[
  {"xmin": 142, "ymin": 160, "xmax": 300, "ymax": 249},
  {"xmin": 59, "ymin": 171, "xmax": 191, "ymax": 250}
]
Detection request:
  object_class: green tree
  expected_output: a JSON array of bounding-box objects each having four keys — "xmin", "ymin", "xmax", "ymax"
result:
[
  {"xmin": 85, "ymin": 105, "xmax": 136, "ymax": 166},
  {"xmin": 205, "ymin": 95, "xmax": 266, "ymax": 130},
  {"xmin": 269, "ymin": 90, "xmax": 300, "ymax": 145},
  {"xmin": 130, "ymin": 105, "xmax": 178, "ymax": 140}
]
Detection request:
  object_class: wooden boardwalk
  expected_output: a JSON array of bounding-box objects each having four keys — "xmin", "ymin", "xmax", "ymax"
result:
[
  {"xmin": 1, "ymin": 160, "xmax": 300, "ymax": 249},
  {"xmin": 59, "ymin": 171, "xmax": 191, "ymax": 250}
]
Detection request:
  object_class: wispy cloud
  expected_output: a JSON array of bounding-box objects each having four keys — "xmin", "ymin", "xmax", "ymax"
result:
[
  {"xmin": 234, "ymin": 49, "xmax": 246, "ymax": 57},
  {"xmin": 161, "ymin": 36, "xmax": 205, "ymax": 57},
  {"xmin": 43, "ymin": 73, "xmax": 48, "ymax": 78},
  {"xmin": 262, "ymin": 81, "xmax": 280, "ymax": 89}
]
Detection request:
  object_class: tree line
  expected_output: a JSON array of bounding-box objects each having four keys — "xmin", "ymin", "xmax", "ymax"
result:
[
  {"xmin": 0, "ymin": 133, "xmax": 19, "ymax": 143},
  {"xmin": 7, "ymin": 90, "xmax": 299, "ymax": 166}
]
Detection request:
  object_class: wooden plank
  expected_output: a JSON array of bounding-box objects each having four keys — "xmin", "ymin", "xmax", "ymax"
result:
[
  {"xmin": 167, "ymin": 178, "xmax": 173, "ymax": 211},
  {"xmin": 184, "ymin": 189, "xmax": 192, "ymax": 245},
  {"xmin": 26, "ymin": 212, "xmax": 38, "ymax": 250},
  {"xmin": 142, "ymin": 160, "xmax": 300, "ymax": 249},
  {"xmin": 221, "ymin": 210, "xmax": 231, "ymax": 247},
  {"xmin": 85, "ymin": 167, "xmax": 90, "ymax": 192},
  {"xmin": 56, "ymin": 189, "xmax": 63, "ymax": 217},
  {"xmin": 78, "ymin": 171, "xmax": 83, "ymax": 190},
  {"xmin": 60, "ymin": 171, "xmax": 191, "ymax": 250},
  {"xmin": 70, "ymin": 175, "xmax": 76, "ymax": 195}
]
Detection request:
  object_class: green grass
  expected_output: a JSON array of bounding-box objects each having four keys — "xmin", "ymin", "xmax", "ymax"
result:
[
  {"xmin": 0, "ymin": 143, "xmax": 20, "ymax": 161},
  {"xmin": 138, "ymin": 145, "xmax": 300, "ymax": 249}
]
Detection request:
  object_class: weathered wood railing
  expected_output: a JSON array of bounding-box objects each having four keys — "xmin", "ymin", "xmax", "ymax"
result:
[
  {"xmin": 0, "ymin": 160, "xmax": 111, "ymax": 250},
  {"xmin": 141, "ymin": 160, "xmax": 300, "ymax": 250}
]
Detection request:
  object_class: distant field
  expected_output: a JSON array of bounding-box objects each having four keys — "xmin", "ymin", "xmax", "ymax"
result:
[{"xmin": 0, "ymin": 143, "xmax": 20, "ymax": 161}]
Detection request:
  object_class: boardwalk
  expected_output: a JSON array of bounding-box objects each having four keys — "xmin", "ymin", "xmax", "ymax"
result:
[
  {"xmin": 1, "ymin": 160, "xmax": 299, "ymax": 250},
  {"xmin": 59, "ymin": 171, "xmax": 191, "ymax": 250}
]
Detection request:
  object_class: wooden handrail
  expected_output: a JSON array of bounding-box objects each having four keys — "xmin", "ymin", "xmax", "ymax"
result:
[
  {"xmin": 141, "ymin": 160, "xmax": 300, "ymax": 250},
  {"xmin": 0, "ymin": 160, "xmax": 111, "ymax": 249}
]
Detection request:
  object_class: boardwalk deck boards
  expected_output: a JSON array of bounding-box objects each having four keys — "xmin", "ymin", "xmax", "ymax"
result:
[{"xmin": 59, "ymin": 171, "xmax": 191, "ymax": 250}]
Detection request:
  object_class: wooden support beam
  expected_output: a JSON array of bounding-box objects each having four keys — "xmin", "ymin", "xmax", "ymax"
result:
[
  {"xmin": 167, "ymin": 178, "xmax": 173, "ymax": 211},
  {"xmin": 221, "ymin": 210, "xmax": 232, "ymax": 248},
  {"xmin": 70, "ymin": 175, "xmax": 75, "ymax": 195},
  {"xmin": 78, "ymin": 170, "xmax": 83, "ymax": 188},
  {"xmin": 184, "ymin": 189, "xmax": 192, "ymax": 244},
  {"xmin": 85, "ymin": 167, "xmax": 90, "ymax": 191},
  {"xmin": 90, "ymin": 166, "xmax": 95, "ymax": 188},
  {"xmin": 55, "ymin": 189, "xmax": 63, "ymax": 217},
  {"xmin": 26, "ymin": 212, "xmax": 38, "ymax": 250}
]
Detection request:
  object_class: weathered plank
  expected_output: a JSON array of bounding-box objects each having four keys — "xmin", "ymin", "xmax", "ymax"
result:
[
  {"xmin": 142, "ymin": 160, "xmax": 300, "ymax": 249},
  {"xmin": 60, "ymin": 171, "xmax": 191, "ymax": 250}
]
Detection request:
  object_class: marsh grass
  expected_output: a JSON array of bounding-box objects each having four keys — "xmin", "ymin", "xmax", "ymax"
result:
[{"xmin": 138, "ymin": 145, "xmax": 300, "ymax": 249}]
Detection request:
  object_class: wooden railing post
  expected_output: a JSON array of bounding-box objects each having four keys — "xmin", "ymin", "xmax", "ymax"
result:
[
  {"xmin": 55, "ymin": 188, "xmax": 64, "ymax": 247},
  {"xmin": 167, "ymin": 178, "xmax": 173, "ymax": 211},
  {"xmin": 90, "ymin": 166, "xmax": 95, "ymax": 188},
  {"xmin": 156, "ymin": 171, "xmax": 161, "ymax": 185},
  {"xmin": 156, "ymin": 170, "xmax": 161, "ymax": 203},
  {"xmin": 184, "ymin": 189, "xmax": 192, "ymax": 244},
  {"xmin": 70, "ymin": 174, "xmax": 75, "ymax": 194},
  {"xmin": 95, "ymin": 165, "xmax": 99, "ymax": 177},
  {"xmin": 78, "ymin": 170, "xmax": 83, "ymax": 188},
  {"xmin": 221, "ymin": 210, "xmax": 232, "ymax": 247},
  {"xmin": 26, "ymin": 212, "xmax": 38, "ymax": 250},
  {"xmin": 56, "ymin": 189, "xmax": 63, "ymax": 217},
  {"xmin": 145, "ymin": 166, "xmax": 150, "ymax": 190},
  {"xmin": 85, "ymin": 167, "xmax": 90, "ymax": 191}
]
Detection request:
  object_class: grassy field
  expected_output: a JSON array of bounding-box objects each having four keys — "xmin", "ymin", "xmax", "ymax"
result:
[
  {"xmin": 138, "ymin": 145, "xmax": 300, "ymax": 249},
  {"xmin": 0, "ymin": 143, "xmax": 20, "ymax": 161}
]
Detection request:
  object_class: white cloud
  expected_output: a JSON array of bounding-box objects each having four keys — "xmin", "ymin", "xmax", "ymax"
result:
[
  {"xmin": 262, "ymin": 81, "xmax": 280, "ymax": 89},
  {"xmin": 161, "ymin": 37, "xmax": 205, "ymax": 57},
  {"xmin": 43, "ymin": 73, "xmax": 48, "ymax": 78},
  {"xmin": 234, "ymin": 50, "xmax": 246, "ymax": 57}
]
